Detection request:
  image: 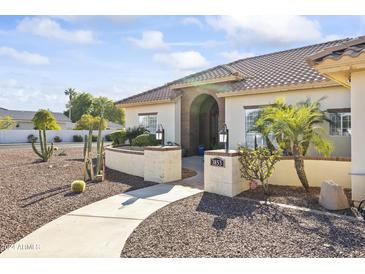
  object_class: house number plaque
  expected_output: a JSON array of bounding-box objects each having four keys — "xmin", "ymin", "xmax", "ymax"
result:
[{"xmin": 210, "ymin": 157, "xmax": 225, "ymax": 167}]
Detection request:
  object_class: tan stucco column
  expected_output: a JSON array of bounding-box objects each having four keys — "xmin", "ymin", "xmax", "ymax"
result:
[{"xmin": 350, "ymin": 71, "xmax": 365, "ymax": 203}]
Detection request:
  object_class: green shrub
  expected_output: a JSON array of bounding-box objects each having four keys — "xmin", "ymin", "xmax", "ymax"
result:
[
  {"xmin": 126, "ymin": 126, "xmax": 148, "ymax": 144},
  {"xmin": 105, "ymin": 134, "xmax": 112, "ymax": 142},
  {"xmin": 92, "ymin": 135, "xmax": 98, "ymax": 142},
  {"xmin": 27, "ymin": 134, "xmax": 37, "ymax": 143},
  {"xmin": 131, "ymin": 133, "xmax": 159, "ymax": 147},
  {"xmin": 238, "ymin": 146, "xmax": 281, "ymax": 195},
  {"xmin": 32, "ymin": 109, "xmax": 61, "ymax": 130},
  {"xmin": 71, "ymin": 180, "xmax": 86, "ymax": 193},
  {"xmin": 109, "ymin": 130, "xmax": 127, "ymax": 146},
  {"xmin": 53, "ymin": 136, "xmax": 62, "ymax": 142},
  {"xmin": 74, "ymin": 114, "xmax": 107, "ymax": 130},
  {"xmin": 73, "ymin": 134, "xmax": 83, "ymax": 142}
]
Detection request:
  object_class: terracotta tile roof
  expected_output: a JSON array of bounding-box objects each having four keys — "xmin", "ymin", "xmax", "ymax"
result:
[
  {"xmin": 117, "ymin": 38, "xmax": 351, "ymax": 106},
  {"xmin": 173, "ymin": 65, "xmax": 243, "ymax": 85},
  {"xmin": 115, "ymin": 85, "xmax": 177, "ymax": 105},
  {"xmin": 307, "ymin": 36, "xmax": 365, "ymax": 65}
]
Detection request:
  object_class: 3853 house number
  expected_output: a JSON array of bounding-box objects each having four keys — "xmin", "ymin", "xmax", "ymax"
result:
[{"xmin": 210, "ymin": 157, "xmax": 225, "ymax": 167}]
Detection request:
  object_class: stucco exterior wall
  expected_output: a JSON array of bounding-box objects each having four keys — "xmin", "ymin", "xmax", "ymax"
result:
[
  {"xmin": 224, "ymin": 85, "xmax": 351, "ymax": 157},
  {"xmin": 124, "ymin": 101, "xmax": 179, "ymax": 144},
  {"xmin": 350, "ymin": 70, "xmax": 365, "ymax": 202}
]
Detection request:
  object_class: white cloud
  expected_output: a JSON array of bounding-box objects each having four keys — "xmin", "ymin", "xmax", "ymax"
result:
[
  {"xmin": 17, "ymin": 17, "xmax": 95, "ymax": 44},
  {"xmin": 322, "ymin": 34, "xmax": 346, "ymax": 41},
  {"xmin": 181, "ymin": 17, "xmax": 204, "ymax": 29},
  {"xmin": 0, "ymin": 46, "xmax": 49, "ymax": 65},
  {"xmin": 153, "ymin": 51, "xmax": 208, "ymax": 70},
  {"xmin": 127, "ymin": 31, "xmax": 169, "ymax": 50},
  {"xmin": 220, "ymin": 50, "xmax": 255, "ymax": 62},
  {"xmin": 206, "ymin": 15, "xmax": 322, "ymax": 46}
]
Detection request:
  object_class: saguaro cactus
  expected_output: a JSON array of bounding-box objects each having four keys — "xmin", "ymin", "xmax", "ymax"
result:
[
  {"xmin": 31, "ymin": 129, "xmax": 54, "ymax": 162},
  {"xmin": 83, "ymin": 118, "xmax": 105, "ymax": 182}
]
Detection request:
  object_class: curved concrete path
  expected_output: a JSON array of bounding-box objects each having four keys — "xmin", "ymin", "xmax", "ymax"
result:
[{"xmin": 1, "ymin": 184, "xmax": 202, "ymax": 258}]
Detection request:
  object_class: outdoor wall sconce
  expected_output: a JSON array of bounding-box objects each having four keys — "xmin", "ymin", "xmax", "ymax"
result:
[
  {"xmin": 156, "ymin": 124, "xmax": 165, "ymax": 147},
  {"xmin": 219, "ymin": 124, "xmax": 229, "ymax": 153}
]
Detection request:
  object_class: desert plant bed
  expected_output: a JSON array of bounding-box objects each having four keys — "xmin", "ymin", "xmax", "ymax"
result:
[
  {"xmin": 121, "ymin": 192, "xmax": 365, "ymax": 258},
  {"xmin": 237, "ymin": 185, "xmax": 353, "ymax": 216},
  {"xmin": 0, "ymin": 147, "xmax": 156, "ymax": 253}
]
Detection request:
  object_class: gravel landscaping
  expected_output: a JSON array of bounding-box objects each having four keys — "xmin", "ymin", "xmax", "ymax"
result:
[
  {"xmin": 0, "ymin": 147, "xmax": 157, "ymax": 253},
  {"xmin": 121, "ymin": 192, "xmax": 365, "ymax": 258},
  {"xmin": 237, "ymin": 185, "xmax": 354, "ymax": 216}
]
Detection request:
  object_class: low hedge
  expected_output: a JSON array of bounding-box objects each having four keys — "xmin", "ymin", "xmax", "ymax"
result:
[
  {"xmin": 131, "ymin": 133, "xmax": 159, "ymax": 147},
  {"xmin": 110, "ymin": 130, "xmax": 127, "ymax": 146},
  {"xmin": 53, "ymin": 136, "xmax": 62, "ymax": 142},
  {"xmin": 73, "ymin": 135, "xmax": 83, "ymax": 142},
  {"xmin": 27, "ymin": 134, "xmax": 37, "ymax": 143}
]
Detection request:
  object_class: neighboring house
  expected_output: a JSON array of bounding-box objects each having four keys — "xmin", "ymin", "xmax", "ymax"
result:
[
  {"xmin": 116, "ymin": 37, "xmax": 355, "ymax": 157},
  {"xmin": 106, "ymin": 121, "xmax": 123, "ymax": 130},
  {"xmin": 0, "ymin": 107, "xmax": 73, "ymax": 129}
]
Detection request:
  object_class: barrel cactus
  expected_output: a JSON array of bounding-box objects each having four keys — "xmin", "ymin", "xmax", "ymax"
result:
[{"xmin": 71, "ymin": 180, "xmax": 86, "ymax": 193}]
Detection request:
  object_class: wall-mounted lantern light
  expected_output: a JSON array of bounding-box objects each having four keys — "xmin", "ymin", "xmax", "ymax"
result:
[
  {"xmin": 155, "ymin": 124, "xmax": 165, "ymax": 147},
  {"xmin": 219, "ymin": 124, "xmax": 229, "ymax": 153}
]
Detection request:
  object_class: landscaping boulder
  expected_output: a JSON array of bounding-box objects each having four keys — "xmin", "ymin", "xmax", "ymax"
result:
[{"xmin": 319, "ymin": 180, "xmax": 349, "ymax": 210}]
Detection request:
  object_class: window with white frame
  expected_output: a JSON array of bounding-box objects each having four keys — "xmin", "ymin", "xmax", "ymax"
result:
[
  {"xmin": 245, "ymin": 108, "xmax": 264, "ymax": 148},
  {"xmin": 329, "ymin": 111, "xmax": 351, "ymax": 136},
  {"xmin": 138, "ymin": 113, "xmax": 157, "ymax": 133}
]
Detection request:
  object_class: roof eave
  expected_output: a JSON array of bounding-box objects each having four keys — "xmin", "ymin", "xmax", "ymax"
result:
[
  {"xmin": 216, "ymin": 80, "xmax": 342, "ymax": 98},
  {"xmin": 170, "ymin": 75, "xmax": 244, "ymax": 90},
  {"xmin": 115, "ymin": 98, "xmax": 178, "ymax": 108}
]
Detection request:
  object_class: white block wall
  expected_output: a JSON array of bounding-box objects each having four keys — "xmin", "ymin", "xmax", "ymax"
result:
[{"xmin": 0, "ymin": 130, "xmax": 117, "ymax": 143}]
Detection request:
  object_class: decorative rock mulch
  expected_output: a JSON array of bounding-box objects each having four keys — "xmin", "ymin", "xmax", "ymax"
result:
[
  {"xmin": 121, "ymin": 192, "xmax": 365, "ymax": 258},
  {"xmin": 0, "ymin": 147, "xmax": 157, "ymax": 253},
  {"xmin": 237, "ymin": 185, "xmax": 353, "ymax": 216}
]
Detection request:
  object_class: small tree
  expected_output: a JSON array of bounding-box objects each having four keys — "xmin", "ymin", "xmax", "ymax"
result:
[
  {"xmin": 64, "ymin": 88, "xmax": 77, "ymax": 121},
  {"xmin": 0, "ymin": 115, "xmax": 16, "ymax": 130},
  {"xmin": 255, "ymin": 98, "xmax": 333, "ymax": 191},
  {"xmin": 32, "ymin": 109, "xmax": 61, "ymax": 130},
  {"xmin": 74, "ymin": 114, "xmax": 107, "ymax": 130},
  {"xmin": 238, "ymin": 146, "xmax": 281, "ymax": 195}
]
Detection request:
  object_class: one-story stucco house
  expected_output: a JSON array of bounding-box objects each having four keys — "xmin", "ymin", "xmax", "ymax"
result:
[
  {"xmin": 116, "ymin": 37, "xmax": 355, "ymax": 157},
  {"xmin": 0, "ymin": 107, "xmax": 73, "ymax": 129}
]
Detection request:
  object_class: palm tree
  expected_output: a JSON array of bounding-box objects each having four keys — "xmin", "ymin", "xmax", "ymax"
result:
[
  {"xmin": 255, "ymin": 97, "xmax": 333, "ymax": 191},
  {"xmin": 64, "ymin": 88, "xmax": 77, "ymax": 122}
]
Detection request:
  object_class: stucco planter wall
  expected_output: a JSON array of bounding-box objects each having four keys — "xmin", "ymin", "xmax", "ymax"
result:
[
  {"xmin": 204, "ymin": 149, "xmax": 351, "ymax": 197},
  {"xmin": 105, "ymin": 147, "xmax": 144, "ymax": 177},
  {"xmin": 270, "ymin": 156, "xmax": 351, "ymax": 188},
  {"xmin": 105, "ymin": 146, "xmax": 182, "ymax": 183},
  {"xmin": 204, "ymin": 150, "xmax": 249, "ymax": 197}
]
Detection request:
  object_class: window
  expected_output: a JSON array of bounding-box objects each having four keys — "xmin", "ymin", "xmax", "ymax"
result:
[
  {"xmin": 329, "ymin": 112, "xmax": 351, "ymax": 136},
  {"xmin": 138, "ymin": 113, "xmax": 157, "ymax": 133},
  {"xmin": 244, "ymin": 107, "xmax": 277, "ymax": 149},
  {"xmin": 245, "ymin": 108, "xmax": 264, "ymax": 148}
]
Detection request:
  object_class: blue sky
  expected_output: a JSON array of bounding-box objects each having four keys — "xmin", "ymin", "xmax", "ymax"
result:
[{"xmin": 0, "ymin": 15, "xmax": 364, "ymax": 112}]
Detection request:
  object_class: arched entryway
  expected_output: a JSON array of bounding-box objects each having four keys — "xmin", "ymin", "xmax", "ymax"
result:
[{"xmin": 189, "ymin": 94, "xmax": 219, "ymax": 155}]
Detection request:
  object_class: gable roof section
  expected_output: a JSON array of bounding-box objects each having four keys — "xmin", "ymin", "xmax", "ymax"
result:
[
  {"xmin": 306, "ymin": 36, "xmax": 365, "ymax": 65},
  {"xmin": 0, "ymin": 108, "xmax": 71, "ymax": 122},
  {"xmin": 116, "ymin": 38, "xmax": 351, "ymax": 107}
]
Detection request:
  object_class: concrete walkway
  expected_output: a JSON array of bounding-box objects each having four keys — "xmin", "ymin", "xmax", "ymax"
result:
[
  {"xmin": 0, "ymin": 184, "xmax": 202, "ymax": 258},
  {"xmin": 174, "ymin": 156, "xmax": 204, "ymax": 189}
]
